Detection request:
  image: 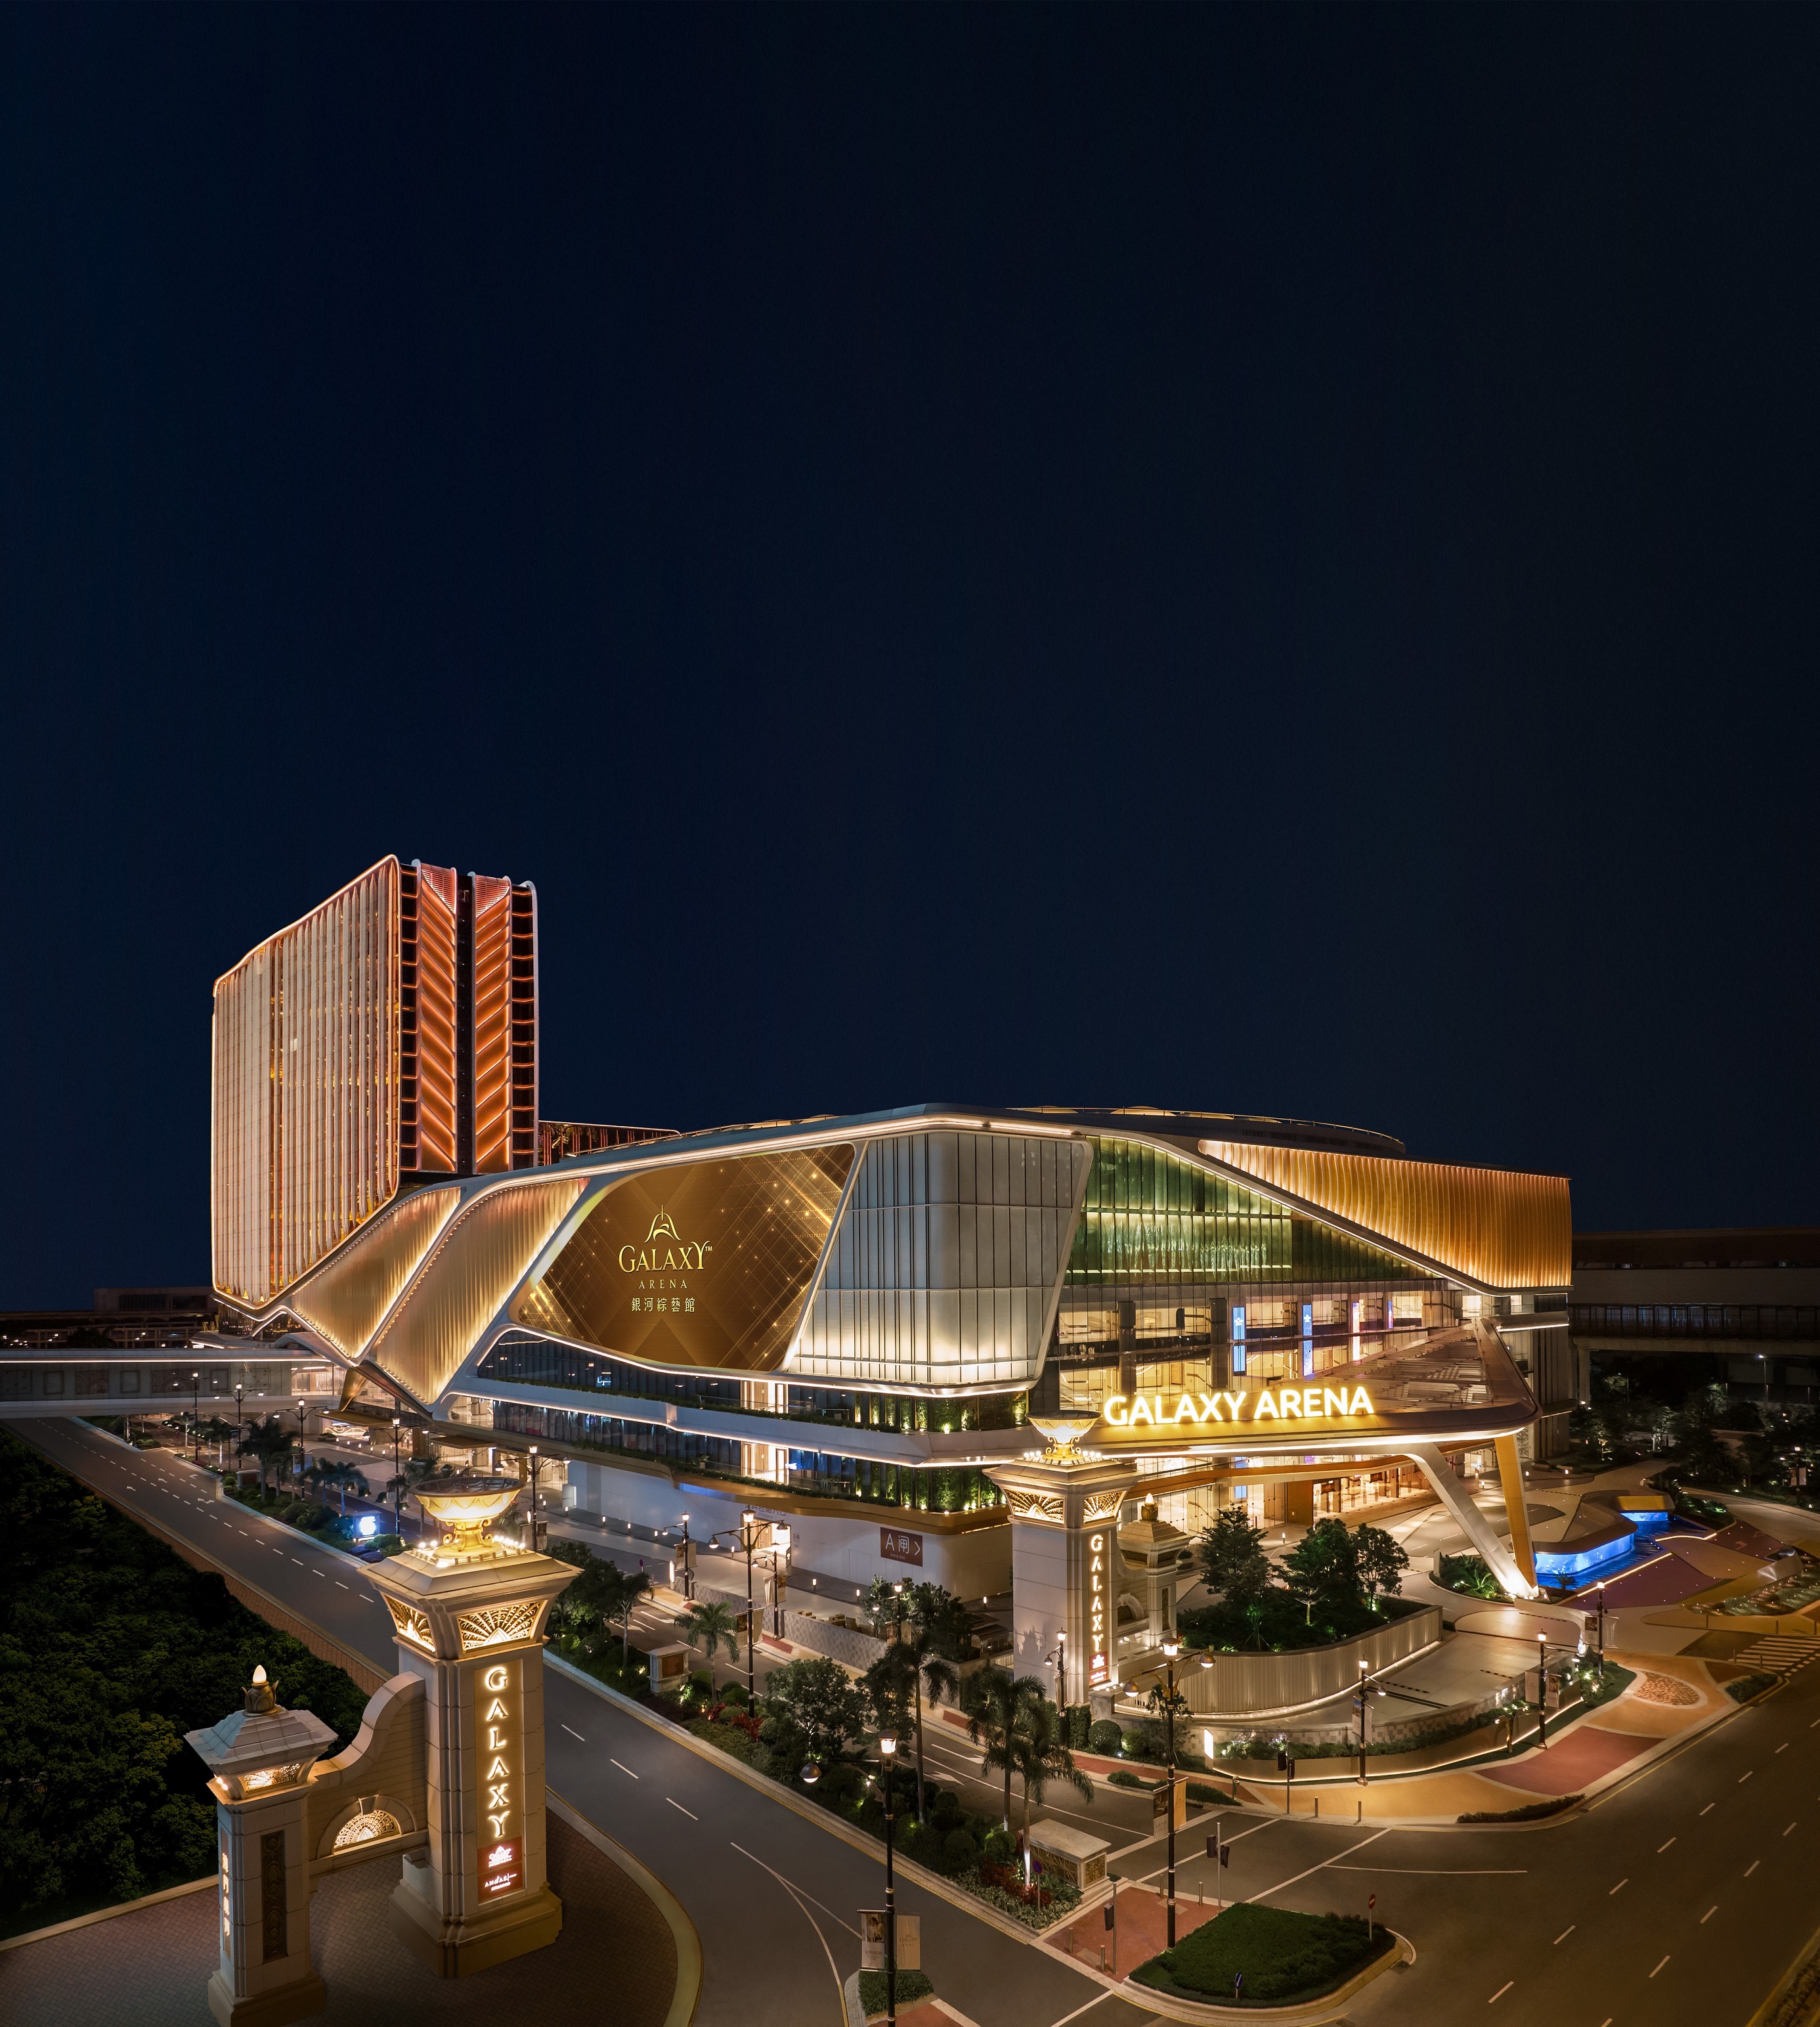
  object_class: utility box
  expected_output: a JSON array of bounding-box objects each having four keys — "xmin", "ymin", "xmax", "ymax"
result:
[
  {"xmin": 1029, "ymin": 1818, "xmax": 1111, "ymax": 1892},
  {"xmin": 648, "ymin": 1644, "xmax": 691, "ymax": 1692}
]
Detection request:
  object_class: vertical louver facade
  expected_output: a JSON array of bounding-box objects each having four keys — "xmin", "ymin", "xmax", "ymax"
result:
[{"xmin": 212, "ymin": 856, "xmax": 539, "ymax": 1310}]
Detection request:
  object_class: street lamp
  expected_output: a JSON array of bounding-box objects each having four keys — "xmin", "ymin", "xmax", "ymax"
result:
[
  {"xmin": 190, "ymin": 1370, "xmax": 201, "ymax": 1462},
  {"xmin": 879, "ymin": 1732, "xmax": 899, "ymax": 2027},
  {"xmin": 1356, "ymin": 1659, "xmax": 1370, "ymax": 1788},
  {"xmin": 527, "ymin": 1445, "xmax": 541, "ymax": 1552},
  {"xmin": 1595, "ymin": 1582, "xmax": 1607, "ymax": 1668},
  {"xmin": 733, "ymin": 1510, "xmax": 764, "ymax": 1702},
  {"xmin": 391, "ymin": 1417, "xmax": 404, "ymax": 1537},
  {"xmin": 293, "ymin": 1398, "xmax": 309, "ymax": 1479},
  {"xmin": 1161, "ymin": 1638, "xmax": 1181, "ymax": 1946},
  {"xmin": 678, "ymin": 1514, "xmax": 695, "ymax": 1602},
  {"xmin": 770, "ymin": 1524, "xmax": 792, "ymax": 1636},
  {"xmin": 1536, "ymin": 1632, "xmax": 1549, "ymax": 1749}
]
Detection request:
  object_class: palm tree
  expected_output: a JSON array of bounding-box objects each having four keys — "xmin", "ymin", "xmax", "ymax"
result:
[
  {"xmin": 198, "ymin": 1415, "xmax": 238, "ymax": 1470},
  {"xmin": 900, "ymin": 1617, "xmax": 961, "ymax": 1821},
  {"xmin": 674, "ymin": 1600, "xmax": 738, "ymax": 1672},
  {"xmin": 1010, "ymin": 1699, "xmax": 1093, "ymax": 1886},
  {"xmin": 236, "ymin": 1416, "xmax": 294, "ymax": 1496},
  {"xmin": 309, "ymin": 1459, "xmax": 368, "ymax": 1515},
  {"xmin": 964, "ymin": 1670, "xmax": 1047, "ymax": 1832}
]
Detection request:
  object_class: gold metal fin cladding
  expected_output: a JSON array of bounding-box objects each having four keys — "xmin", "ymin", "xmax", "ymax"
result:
[
  {"xmin": 384, "ymin": 1598, "xmax": 435, "ymax": 1650},
  {"xmin": 1199, "ymin": 1141, "xmax": 1572, "ymax": 1291},
  {"xmin": 515, "ymin": 1146, "xmax": 855, "ymax": 1375},
  {"xmin": 290, "ymin": 1187, "xmax": 461, "ymax": 1359},
  {"xmin": 366, "ymin": 1176, "xmax": 588, "ymax": 1405},
  {"xmin": 457, "ymin": 1601, "xmax": 542, "ymax": 1652}
]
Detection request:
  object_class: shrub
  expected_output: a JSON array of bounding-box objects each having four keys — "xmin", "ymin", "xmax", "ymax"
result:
[
  {"xmin": 1088, "ymin": 1718, "xmax": 1123, "ymax": 1755},
  {"xmin": 1133, "ymin": 1900, "xmax": 1389, "ymax": 2004},
  {"xmin": 823, "ymin": 1761, "xmax": 866, "ymax": 1801},
  {"xmin": 942, "ymin": 1827, "xmax": 978, "ymax": 1869},
  {"xmin": 720, "ymin": 1680, "xmax": 749, "ymax": 1707},
  {"xmin": 858, "ymin": 1969, "xmax": 934, "ymax": 2015},
  {"xmin": 1066, "ymin": 1704, "xmax": 1090, "ymax": 1749},
  {"xmin": 1119, "ymin": 1728, "xmax": 1150, "ymax": 1758},
  {"xmin": 982, "ymin": 1825, "xmax": 1016, "ymax": 1865},
  {"xmin": 687, "ymin": 1718, "xmax": 765, "ymax": 1766},
  {"xmin": 1107, "ymin": 1768, "xmax": 1150, "ymax": 1791},
  {"xmin": 1457, "ymin": 1794, "xmax": 1584, "ymax": 1823},
  {"xmin": 1186, "ymin": 1780, "xmax": 1233, "ymax": 1804},
  {"xmin": 1436, "ymin": 1552, "xmax": 1504, "ymax": 1600},
  {"xmin": 1726, "ymin": 1672, "xmax": 1778, "ymax": 1704}
]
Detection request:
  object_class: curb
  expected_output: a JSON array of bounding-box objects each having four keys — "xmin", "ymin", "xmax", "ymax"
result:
[
  {"xmin": 547, "ymin": 1789, "xmax": 701, "ymax": 2027},
  {"xmin": 0, "ymin": 1874, "xmax": 217, "ymax": 1954},
  {"xmin": 543, "ymin": 1653, "xmax": 1076, "ymax": 1952}
]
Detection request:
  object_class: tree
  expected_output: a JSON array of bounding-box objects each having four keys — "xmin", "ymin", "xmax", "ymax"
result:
[
  {"xmin": 1282, "ymin": 1519, "xmax": 1363, "ymax": 1627},
  {"xmin": 763, "ymin": 1657, "xmax": 868, "ymax": 1772},
  {"xmin": 862, "ymin": 1620, "xmax": 959, "ymax": 1821},
  {"xmin": 590, "ymin": 1564, "xmax": 653, "ymax": 1666},
  {"xmin": 1353, "ymin": 1525, "xmax": 1409, "ymax": 1605},
  {"xmin": 1197, "ymin": 1505, "xmax": 1274, "ymax": 1607},
  {"xmin": 1008, "ymin": 1697, "xmax": 1093, "ymax": 1877},
  {"xmin": 307, "ymin": 1459, "xmax": 367, "ymax": 1515},
  {"xmin": 235, "ymin": 1416, "xmax": 294, "ymax": 1495},
  {"xmin": 674, "ymin": 1601, "xmax": 739, "ymax": 1667},
  {"xmin": 963, "ymin": 1670, "xmax": 1046, "ymax": 1831},
  {"xmin": 197, "ymin": 1416, "xmax": 238, "ymax": 1469}
]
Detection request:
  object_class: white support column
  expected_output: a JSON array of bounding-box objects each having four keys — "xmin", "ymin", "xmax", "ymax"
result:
[{"xmin": 1408, "ymin": 1443, "xmax": 1539, "ymax": 1600}]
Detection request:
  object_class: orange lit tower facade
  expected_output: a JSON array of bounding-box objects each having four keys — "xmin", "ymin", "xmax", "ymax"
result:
[{"xmin": 211, "ymin": 858, "xmax": 538, "ymax": 1313}]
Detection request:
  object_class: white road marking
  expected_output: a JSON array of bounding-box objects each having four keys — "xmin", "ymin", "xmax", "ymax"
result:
[
  {"xmin": 1044, "ymin": 1995, "xmax": 1114, "ymax": 2027},
  {"xmin": 729, "ymin": 1841, "xmax": 850, "ymax": 2011},
  {"xmin": 336, "ymin": 1581, "xmax": 348, "ymax": 1589},
  {"xmin": 1701, "ymin": 1906, "xmax": 1718, "ymax": 1923},
  {"xmin": 292, "ymin": 1558, "xmax": 304, "ymax": 1565},
  {"xmin": 1785, "ymin": 1822, "xmax": 1798, "ymax": 1837},
  {"xmin": 1740, "ymin": 1771, "xmax": 1754, "ymax": 1783},
  {"xmin": 1650, "ymin": 1956, "xmax": 1670, "ymax": 1978},
  {"xmin": 610, "ymin": 1759, "xmax": 639, "ymax": 1779},
  {"xmin": 1658, "ymin": 1838, "xmax": 1676, "ymax": 1852},
  {"xmin": 1776, "ymin": 1743, "xmax": 1790, "ymax": 1754},
  {"xmin": 1331, "ymin": 1867, "xmax": 1525, "ymax": 1876},
  {"xmin": 1488, "ymin": 1982, "xmax": 1512, "ymax": 2004},
  {"xmin": 562, "ymin": 1725, "xmax": 586, "ymax": 1741},
  {"xmin": 1553, "ymin": 1926, "xmax": 1574, "ymax": 1945},
  {"xmin": 1609, "ymin": 1878, "xmax": 1628, "ymax": 1894},
  {"xmin": 1251, "ymin": 1828, "xmax": 1391, "ymax": 1905},
  {"xmin": 729, "ymin": 1843, "xmax": 859, "ymax": 1935},
  {"xmin": 1700, "ymin": 1803, "xmax": 1716, "ymax": 1816},
  {"xmin": 1747, "ymin": 1860, "xmax": 1761, "ymax": 1877}
]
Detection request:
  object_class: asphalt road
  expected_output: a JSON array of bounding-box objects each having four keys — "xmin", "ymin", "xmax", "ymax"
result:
[{"xmin": 25, "ymin": 1419, "xmax": 1820, "ymax": 2027}]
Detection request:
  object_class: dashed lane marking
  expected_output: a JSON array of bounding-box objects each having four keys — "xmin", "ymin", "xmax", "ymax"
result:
[
  {"xmin": 1658, "ymin": 1839, "xmax": 1676, "ymax": 1852},
  {"xmin": 1651, "ymin": 1956, "xmax": 1670, "ymax": 1978},
  {"xmin": 1740, "ymin": 1772, "xmax": 1754, "ymax": 1784},
  {"xmin": 666, "ymin": 1798, "xmax": 698, "ymax": 1820},
  {"xmin": 1609, "ymin": 1879, "xmax": 1628, "ymax": 1895},
  {"xmin": 1747, "ymin": 1861, "xmax": 1762, "ymax": 1877},
  {"xmin": 1701, "ymin": 1803, "xmax": 1716, "ymax": 1816},
  {"xmin": 1701, "ymin": 1907, "xmax": 1718, "ymax": 1924},
  {"xmin": 1553, "ymin": 1926, "xmax": 1574, "ymax": 1946},
  {"xmin": 561, "ymin": 1725, "xmax": 585, "ymax": 1741},
  {"xmin": 1488, "ymin": 1983, "xmax": 1513, "ymax": 2005},
  {"xmin": 610, "ymin": 1759, "xmax": 639, "ymax": 1779},
  {"xmin": 1785, "ymin": 1822, "xmax": 1798, "ymax": 1837}
]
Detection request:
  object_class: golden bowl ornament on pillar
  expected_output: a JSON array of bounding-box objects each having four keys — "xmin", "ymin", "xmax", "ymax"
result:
[
  {"xmin": 1028, "ymin": 1416, "xmax": 1100, "ymax": 1464},
  {"xmin": 412, "ymin": 1475, "xmax": 525, "ymax": 1561}
]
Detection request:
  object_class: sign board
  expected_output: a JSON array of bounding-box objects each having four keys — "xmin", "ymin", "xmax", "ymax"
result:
[
  {"xmin": 859, "ymin": 1910, "xmax": 921, "ymax": 1970},
  {"xmin": 1087, "ymin": 1529, "xmax": 1110, "ymax": 1689},
  {"xmin": 880, "ymin": 1528, "xmax": 923, "ymax": 1566},
  {"xmin": 1151, "ymin": 1781, "xmax": 1188, "ymax": 1831}
]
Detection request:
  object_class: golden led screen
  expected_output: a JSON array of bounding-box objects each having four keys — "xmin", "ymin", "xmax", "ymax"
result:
[{"xmin": 515, "ymin": 1145, "xmax": 855, "ymax": 1373}]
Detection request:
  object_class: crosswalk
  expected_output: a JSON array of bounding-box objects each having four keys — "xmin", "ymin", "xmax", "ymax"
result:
[{"xmin": 1731, "ymin": 1634, "xmax": 1820, "ymax": 1676}]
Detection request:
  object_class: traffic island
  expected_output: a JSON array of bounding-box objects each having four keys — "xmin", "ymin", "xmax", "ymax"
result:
[{"xmin": 1127, "ymin": 1903, "xmax": 1406, "ymax": 2020}]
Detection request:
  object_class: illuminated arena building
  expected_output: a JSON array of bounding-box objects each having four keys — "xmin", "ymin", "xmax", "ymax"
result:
[{"xmin": 197, "ymin": 858, "xmax": 1574, "ymax": 1707}]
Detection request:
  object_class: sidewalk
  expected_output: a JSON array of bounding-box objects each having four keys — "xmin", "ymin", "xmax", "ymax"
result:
[{"xmin": 1047, "ymin": 1885, "xmax": 1222, "ymax": 1978}]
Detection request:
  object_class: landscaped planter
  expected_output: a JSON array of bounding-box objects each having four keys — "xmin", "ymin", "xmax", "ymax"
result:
[{"xmin": 1123, "ymin": 1605, "xmax": 1442, "ymax": 1724}]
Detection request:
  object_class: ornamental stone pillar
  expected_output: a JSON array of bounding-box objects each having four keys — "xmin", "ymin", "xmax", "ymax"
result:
[
  {"xmin": 368, "ymin": 1475, "xmax": 578, "ymax": 1977},
  {"xmin": 186, "ymin": 1667, "xmax": 336, "ymax": 2027},
  {"xmin": 987, "ymin": 1420, "xmax": 1139, "ymax": 1708}
]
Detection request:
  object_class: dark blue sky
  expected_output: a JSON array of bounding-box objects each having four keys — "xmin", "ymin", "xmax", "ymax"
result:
[{"xmin": 3, "ymin": 5, "xmax": 1815, "ymax": 1305}]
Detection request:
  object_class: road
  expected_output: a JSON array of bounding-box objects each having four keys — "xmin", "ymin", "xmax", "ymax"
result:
[{"xmin": 25, "ymin": 1418, "xmax": 1820, "ymax": 2027}]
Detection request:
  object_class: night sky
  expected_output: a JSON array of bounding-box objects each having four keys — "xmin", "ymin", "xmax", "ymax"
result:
[{"xmin": 3, "ymin": 6, "xmax": 1815, "ymax": 1306}]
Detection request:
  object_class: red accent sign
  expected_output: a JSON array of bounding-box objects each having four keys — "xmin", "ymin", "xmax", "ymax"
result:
[
  {"xmin": 479, "ymin": 1838, "xmax": 522, "ymax": 1900},
  {"xmin": 880, "ymin": 1528, "xmax": 924, "ymax": 1566}
]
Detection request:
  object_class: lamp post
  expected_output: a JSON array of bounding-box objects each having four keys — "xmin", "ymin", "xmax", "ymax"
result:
[
  {"xmin": 1595, "ymin": 1582, "xmax": 1607, "ymax": 1668},
  {"xmin": 1161, "ymin": 1637, "xmax": 1181, "ymax": 1946},
  {"xmin": 190, "ymin": 1370, "xmax": 201, "ymax": 1462},
  {"xmin": 770, "ymin": 1524, "xmax": 792, "ymax": 1636},
  {"xmin": 292, "ymin": 1398, "xmax": 309, "ymax": 1483},
  {"xmin": 391, "ymin": 1417, "xmax": 404, "ymax": 1538},
  {"xmin": 1536, "ymin": 1632, "xmax": 1548, "ymax": 1749},
  {"xmin": 733, "ymin": 1510, "xmax": 763, "ymax": 1701},
  {"xmin": 679, "ymin": 1514, "xmax": 695, "ymax": 1602},
  {"xmin": 880, "ymin": 1732, "xmax": 899, "ymax": 2027},
  {"xmin": 527, "ymin": 1445, "xmax": 541, "ymax": 1552},
  {"xmin": 1356, "ymin": 1659, "xmax": 1370, "ymax": 1788}
]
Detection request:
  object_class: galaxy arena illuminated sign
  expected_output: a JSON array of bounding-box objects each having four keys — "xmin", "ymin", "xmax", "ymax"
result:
[
  {"xmin": 1100, "ymin": 1385, "xmax": 1375, "ymax": 1431},
  {"xmin": 1086, "ymin": 1529, "xmax": 1109, "ymax": 1689}
]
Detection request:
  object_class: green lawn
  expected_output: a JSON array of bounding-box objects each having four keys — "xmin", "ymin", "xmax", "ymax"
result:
[{"xmin": 1133, "ymin": 1901, "xmax": 1394, "ymax": 2005}]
